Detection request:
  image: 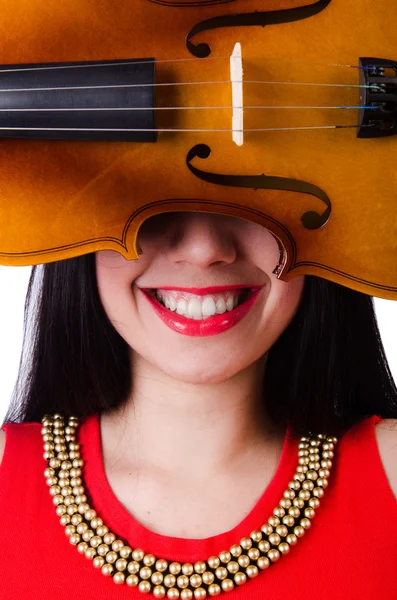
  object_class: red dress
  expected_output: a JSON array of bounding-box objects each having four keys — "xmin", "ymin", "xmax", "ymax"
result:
[{"xmin": 1, "ymin": 413, "xmax": 396, "ymax": 599}]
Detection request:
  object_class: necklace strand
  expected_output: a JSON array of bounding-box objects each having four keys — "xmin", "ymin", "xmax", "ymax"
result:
[{"xmin": 41, "ymin": 413, "xmax": 338, "ymax": 598}]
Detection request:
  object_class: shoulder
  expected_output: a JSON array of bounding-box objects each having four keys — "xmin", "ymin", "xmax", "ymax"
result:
[{"xmin": 375, "ymin": 418, "xmax": 397, "ymax": 500}]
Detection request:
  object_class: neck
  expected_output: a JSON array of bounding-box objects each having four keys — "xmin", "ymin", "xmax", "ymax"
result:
[{"xmin": 101, "ymin": 354, "xmax": 285, "ymax": 479}]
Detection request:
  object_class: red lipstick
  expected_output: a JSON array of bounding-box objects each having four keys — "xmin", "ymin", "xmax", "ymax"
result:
[{"xmin": 139, "ymin": 286, "xmax": 262, "ymax": 337}]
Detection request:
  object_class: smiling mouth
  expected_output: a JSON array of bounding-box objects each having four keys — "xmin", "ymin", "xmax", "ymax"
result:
[{"xmin": 145, "ymin": 288, "xmax": 255, "ymax": 321}]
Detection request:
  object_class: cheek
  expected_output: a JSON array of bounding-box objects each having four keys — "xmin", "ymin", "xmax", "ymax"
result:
[
  {"xmin": 262, "ymin": 275, "xmax": 305, "ymax": 336},
  {"xmin": 95, "ymin": 251, "xmax": 142, "ymax": 316}
]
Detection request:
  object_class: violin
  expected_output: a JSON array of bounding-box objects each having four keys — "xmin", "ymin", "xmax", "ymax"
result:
[{"xmin": 0, "ymin": 0, "xmax": 395, "ymax": 300}]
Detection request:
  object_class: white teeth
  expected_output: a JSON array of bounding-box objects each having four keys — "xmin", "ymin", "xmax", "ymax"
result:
[
  {"xmin": 215, "ymin": 297, "xmax": 226, "ymax": 314},
  {"xmin": 202, "ymin": 296, "xmax": 216, "ymax": 316},
  {"xmin": 176, "ymin": 298, "xmax": 188, "ymax": 315},
  {"xmin": 154, "ymin": 289, "xmax": 245, "ymax": 320}
]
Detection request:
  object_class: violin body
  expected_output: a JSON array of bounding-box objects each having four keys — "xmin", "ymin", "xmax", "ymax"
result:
[{"xmin": 0, "ymin": 0, "xmax": 396, "ymax": 299}]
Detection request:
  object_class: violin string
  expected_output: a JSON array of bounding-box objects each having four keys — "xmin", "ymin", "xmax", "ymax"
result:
[
  {"xmin": 0, "ymin": 80, "xmax": 380, "ymax": 94},
  {"xmin": 0, "ymin": 105, "xmax": 379, "ymax": 112},
  {"xmin": 0, "ymin": 124, "xmax": 374, "ymax": 133},
  {"xmin": 0, "ymin": 56, "xmax": 383, "ymax": 74}
]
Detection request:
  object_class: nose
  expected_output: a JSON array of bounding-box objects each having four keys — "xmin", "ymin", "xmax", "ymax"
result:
[{"xmin": 162, "ymin": 212, "xmax": 237, "ymax": 269}]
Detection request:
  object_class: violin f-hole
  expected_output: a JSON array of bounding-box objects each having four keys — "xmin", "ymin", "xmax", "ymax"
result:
[
  {"xmin": 186, "ymin": 144, "xmax": 331, "ymax": 230},
  {"xmin": 185, "ymin": 0, "xmax": 333, "ymax": 58}
]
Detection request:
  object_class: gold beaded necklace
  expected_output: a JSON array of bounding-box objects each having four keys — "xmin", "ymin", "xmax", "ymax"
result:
[{"xmin": 41, "ymin": 413, "xmax": 337, "ymax": 598}]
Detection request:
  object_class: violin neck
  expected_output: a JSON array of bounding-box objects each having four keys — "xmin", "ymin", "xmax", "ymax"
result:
[{"xmin": 0, "ymin": 58, "xmax": 157, "ymax": 141}]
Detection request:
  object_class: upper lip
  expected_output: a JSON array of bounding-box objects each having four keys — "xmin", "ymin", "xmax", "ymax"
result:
[{"xmin": 141, "ymin": 285, "xmax": 261, "ymax": 295}]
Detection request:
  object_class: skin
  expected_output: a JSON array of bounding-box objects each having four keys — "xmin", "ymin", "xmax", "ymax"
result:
[{"xmin": 95, "ymin": 212, "xmax": 305, "ymax": 538}]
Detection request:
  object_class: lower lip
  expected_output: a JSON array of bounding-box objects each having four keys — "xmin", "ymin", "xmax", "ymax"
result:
[{"xmin": 140, "ymin": 288, "xmax": 262, "ymax": 337}]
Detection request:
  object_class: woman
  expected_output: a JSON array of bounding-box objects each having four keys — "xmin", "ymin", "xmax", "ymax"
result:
[{"xmin": 0, "ymin": 211, "xmax": 396, "ymax": 598}]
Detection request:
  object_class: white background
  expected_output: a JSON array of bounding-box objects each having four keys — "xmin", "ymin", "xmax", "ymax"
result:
[{"xmin": 1, "ymin": 265, "xmax": 396, "ymax": 424}]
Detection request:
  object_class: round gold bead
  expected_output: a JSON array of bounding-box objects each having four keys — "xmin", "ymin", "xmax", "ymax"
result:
[
  {"xmin": 180, "ymin": 590, "xmax": 193, "ymax": 600},
  {"xmin": 313, "ymin": 487, "xmax": 324, "ymax": 498},
  {"xmin": 276, "ymin": 525, "xmax": 288, "ymax": 538},
  {"xmin": 226, "ymin": 561, "xmax": 239, "ymax": 574},
  {"xmin": 164, "ymin": 574, "xmax": 177, "ymax": 588},
  {"xmin": 208, "ymin": 584, "xmax": 221, "ymax": 596},
  {"xmin": 97, "ymin": 544, "xmax": 110, "ymax": 556},
  {"xmin": 237, "ymin": 555, "xmax": 249, "ymax": 569},
  {"xmin": 267, "ymin": 549, "xmax": 281, "ymax": 562},
  {"xmin": 89, "ymin": 535, "xmax": 102, "ymax": 548},
  {"xmin": 103, "ymin": 532, "xmax": 116, "ymax": 545},
  {"xmin": 202, "ymin": 571, "xmax": 215, "ymax": 585},
  {"xmin": 246, "ymin": 565, "xmax": 259, "ymax": 579},
  {"xmin": 113, "ymin": 572, "xmax": 125, "ymax": 584},
  {"xmin": 132, "ymin": 549, "xmax": 145, "ymax": 562},
  {"xmin": 126, "ymin": 574, "xmax": 139, "ymax": 587},
  {"xmin": 215, "ymin": 567, "xmax": 227, "ymax": 580},
  {"xmin": 181, "ymin": 563, "xmax": 194, "ymax": 576},
  {"xmin": 153, "ymin": 585, "xmax": 166, "ymax": 598},
  {"xmin": 286, "ymin": 533, "xmax": 298, "ymax": 545},
  {"xmin": 116, "ymin": 558, "xmax": 128, "ymax": 571},
  {"xmin": 257, "ymin": 556, "xmax": 270, "ymax": 570},
  {"xmin": 156, "ymin": 559, "xmax": 168, "ymax": 572},
  {"xmin": 96, "ymin": 525, "xmax": 109, "ymax": 537},
  {"xmin": 65, "ymin": 524, "xmax": 76, "ymax": 536},
  {"xmin": 234, "ymin": 572, "xmax": 247, "ymax": 585},
  {"xmin": 258, "ymin": 540, "xmax": 270, "ymax": 552},
  {"xmin": 229, "ymin": 545, "xmax": 242, "ymax": 558},
  {"xmin": 60, "ymin": 514, "xmax": 71, "ymax": 526},
  {"xmin": 261, "ymin": 524, "xmax": 273, "ymax": 536},
  {"xmin": 269, "ymin": 533, "xmax": 281, "ymax": 545},
  {"xmin": 90, "ymin": 517, "xmax": 103, "ymax": 529},
  {"xmin": 128, "ymin": 561, "xmax": 140, "ymax": 574},
  {"xmin": 193, "ymin": 589, "xmax": 206, "ymax": 599},
  {"xmin": 293, "ymin": 526, "xmax": 305, "ymax": 538},
  {"xmin": 167, "ymin": 589, "xmax": 180, "ymax": 599},
  {"xmin": 144, "ymin": 554, "xmax": 156, "ymax": 567},
  {"xmin": 221, "ymin": 579, "xmax": 234, "ymax": 592},
  {"xmin": 138, "ymin": 580, "xmax": 151, "ymax": 594},
  {"xmin": 85, "ymin": 547, "xmax": 97, "ymax": 560},
  {"xmin": 50, "ymin": 485, "xmax": 61, "ymax": 496},
  {"xmin": 218, "ymin": 551, "xmax": 231, "ymax": 564},
  {"xmin": 194, "ymin": 561, "xmax": 206, "ymax": 574},
  {"xmin": 93, "ymin": 556, "xmax": 105, "ymax": 569},
  {"xmin": 190, "ymin": 574, "xmax": 202, "ymax": 588},
  {"xmin": 69, "ymin": 533, "xmax": 81, "ymax": 545},
  {"xmin": 76, "ymin": 523, "xmax": 88, "ymax": 534},
  {"xmin": 250, "ymin": 530, "xmax": 262, "ymax": 543},
  {"xmin": 82, "ymin": 530, "xmax": 94, "ymax": 542},
  {"xmin": 279, "ymin": 542, "xmax": 291, "ymax": 554},
  {"xmin": 152, "ymin": 572, "xmax": 164, "ymax": 585},
  {"xmin": 289, "ymin": 506, "xmax": 301, "ymax": 518},
  {"xmin": 71, "ymin": 514, "xmax": 83, "ymax": 526},
  {"xmin": 300, "ymin": 517, "xmax": 312, "ymax": 529},
  {"xmin": 169, "ymin": 562, "xmax": 182, "ymax": 575},
  {"xmin": 268, "ymin": 516, "xmax": 280, "ymax": 527},
  {"xmin": 102, "ymin": 564, "xmax": 114, "ymax": 576},
  {"xmin": 177, "ymin": 575, "xmax": 189, "ymax": 589},
  {"xmin": 120, "ymin": 545, "xmax": 132, "ymax": 559},
  {"xmin": 282, "ymin": 515, "xmax": 295, "ymax": 527},
  {"xmin": 247, "ymin": 548, "xmax": 260, "ymax": 561},
  {"xmin": 240, "ymin": 537, "xmax": 252, "ymax": 550},
  {"xmin": 140, "ymin": 566, "xmax": 153, "ymax": 580},
  {"xmin": 106, "ymin": 551, "xmax": 118, "ymax": 564},
  {"xmin": 84, "ymin": 509, "xmax": 96, "ymax": 520},
  {"xmin": 56, "ymin": 505, "xmax": 67, "ymax": 516},
  {"xmin": 77, "ymin": 541, "xmax": 89, "ymax": 554},
  {"xmin": 208, "ymin": 556, "xmax": 221, "ymax": 568}
]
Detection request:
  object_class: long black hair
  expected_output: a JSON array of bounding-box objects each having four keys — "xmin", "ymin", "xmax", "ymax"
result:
[{"xmin": 2, "ymin": 252, "xmax": 397, "ymax": 439}]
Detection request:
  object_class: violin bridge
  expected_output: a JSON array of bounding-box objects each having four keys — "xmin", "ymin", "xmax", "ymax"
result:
[{"xmin": 230, "ymin": 42, "xmax": 244, "ymax": 147}]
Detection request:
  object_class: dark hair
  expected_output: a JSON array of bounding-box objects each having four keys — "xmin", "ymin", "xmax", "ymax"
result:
[{"xmin": 2, "ymin": 252, "xmax": 397, "ymax": 439}]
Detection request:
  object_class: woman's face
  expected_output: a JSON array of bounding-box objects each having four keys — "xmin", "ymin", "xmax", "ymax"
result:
[{"xmin": 96, "ymin": 212, "xmax": 304, "ymax": 384}]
